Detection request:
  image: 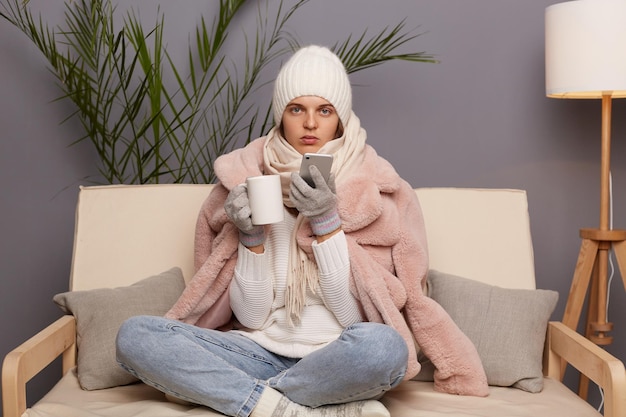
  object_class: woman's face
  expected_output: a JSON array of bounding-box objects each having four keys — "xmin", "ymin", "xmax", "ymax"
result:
[{"xmin": 281, "ymin": 96, "xmax": 341, "ymax": 155}]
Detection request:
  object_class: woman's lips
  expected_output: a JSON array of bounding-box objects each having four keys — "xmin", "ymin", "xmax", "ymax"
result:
[{"xmin": 301, "ymin": 136, "xmax": 318, "ymax": 145}]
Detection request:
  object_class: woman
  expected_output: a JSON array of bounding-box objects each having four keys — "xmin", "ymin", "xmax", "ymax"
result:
[{"xmin": 116, "ymin": 45, "xmax": 487, "ymax": 417}]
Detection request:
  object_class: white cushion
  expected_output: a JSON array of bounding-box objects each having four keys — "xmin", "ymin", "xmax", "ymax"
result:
[
  {"xmin": 382, "ymin": 378, "xmax": 601, "ymax": 417},
  {"xmin": 70, "ymin": 184, "xmax": 214, "ymax": 290},
  {"xmin": 25, "ymin": 368, "xmax": 222, "ymax": 417},
  {"xmin": 416, "ymin": 188, "xmax": 536, "ymax": 289}
]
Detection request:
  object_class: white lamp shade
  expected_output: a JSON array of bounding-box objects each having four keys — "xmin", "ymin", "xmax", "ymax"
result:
[{"xmin": 546, "ymin": 0, "xmax": 626, "ymax": 98}]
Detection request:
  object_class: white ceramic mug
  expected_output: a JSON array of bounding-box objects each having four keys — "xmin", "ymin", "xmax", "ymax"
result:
[{"xmin": 245, "ymin": 174, "xmax": 284, "ymax": 225}]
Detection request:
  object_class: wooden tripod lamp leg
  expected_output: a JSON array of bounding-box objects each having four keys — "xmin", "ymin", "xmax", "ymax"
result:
[
  {"xmin": 563, "ymin": 238, "xmax": 600, "ymax": 331},
  {"xmin": 560, "ymin": 237, "xmax": 599, "ymax": 382},
  {"xmin": 589, "ymin": 242, "xmax": 614, "ymax": 345},
  {"xmin": 563, "ymin": 232, "xmax": 626, "ymax": 399}
]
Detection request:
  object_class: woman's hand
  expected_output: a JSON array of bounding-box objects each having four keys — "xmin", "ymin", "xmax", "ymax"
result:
[
  {"xmin": 290, "ymin": 165, "xmax": 342, "ymax": 238},
  {"xmin": 224, "ymin": 184, "xmax": 266, "ymax": 249}
]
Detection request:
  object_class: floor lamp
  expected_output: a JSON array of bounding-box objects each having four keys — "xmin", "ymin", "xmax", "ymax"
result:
[{"xmin": 545, "ymin": 0, "xmax": 626, "ymax": 399}]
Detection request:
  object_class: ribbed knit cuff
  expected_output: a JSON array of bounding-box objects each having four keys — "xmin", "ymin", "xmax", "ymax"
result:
[
  {"xmin": 310, "ymin": 208, "xmax": 342, "ymax": 236},
  {"xmin": 239, "ymin": 227, "xmax": 266, "ymax": 248}
]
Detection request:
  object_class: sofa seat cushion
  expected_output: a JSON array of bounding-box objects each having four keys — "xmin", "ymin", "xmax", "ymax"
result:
[
  {"xmin": 25, "ymin": 368, "xmax": 222, "ymax": 417},
  {"xmin": 382, "ymin": 379, "xmax": 601, "ymax": 417},
  {"xmin": 25, "ymin": 368, "xmax": 600, "ymax": 417}
]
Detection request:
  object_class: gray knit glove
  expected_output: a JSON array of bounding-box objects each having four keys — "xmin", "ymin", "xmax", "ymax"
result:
[
  {"xmin": 224, "ymin": 184, "xmax": 266, "ymax": 247},
  {"xmin": 290, "ymin": 165, "xmax": 341, "ymax": 236}
]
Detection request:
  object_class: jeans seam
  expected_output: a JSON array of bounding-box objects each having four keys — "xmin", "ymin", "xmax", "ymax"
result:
[{"xmin": 167, "ymin": 323, "xmax": 283, "ymax": 371}]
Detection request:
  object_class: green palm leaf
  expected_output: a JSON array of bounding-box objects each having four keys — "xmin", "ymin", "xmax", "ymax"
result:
[{"xmin": 0, "ymin": 0, "xmax": 437, "ymax": 184}]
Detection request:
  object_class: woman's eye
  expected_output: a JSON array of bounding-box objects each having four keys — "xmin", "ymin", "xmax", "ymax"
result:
[{"xmin": 320, "ymin": 107, "xmax": 332, "ymax": 116}]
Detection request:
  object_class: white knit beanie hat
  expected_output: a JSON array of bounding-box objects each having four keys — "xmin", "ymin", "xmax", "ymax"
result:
[{"xmin": 272, "ymin": 45, "xmax": 352, "ymax": 126}]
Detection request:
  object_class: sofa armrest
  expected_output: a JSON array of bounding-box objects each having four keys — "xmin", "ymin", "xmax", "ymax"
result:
[
  {"xmin": 2, "ymin": 315, "xmax": 76, "ymax": 417},
  {"xmin": 545, "ymin": 321, "xmax": 626, "ymax": 417}
]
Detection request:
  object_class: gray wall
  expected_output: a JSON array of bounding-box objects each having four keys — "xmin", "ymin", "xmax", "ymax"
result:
[{"xmin": 2, "ymin": 0, "xmax": 625, "ymax": 413}]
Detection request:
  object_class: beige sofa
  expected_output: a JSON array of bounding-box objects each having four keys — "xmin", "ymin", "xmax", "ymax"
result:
[{"xmin": 3, "ymin": 184, "xmax": 625, "ymax": 417}]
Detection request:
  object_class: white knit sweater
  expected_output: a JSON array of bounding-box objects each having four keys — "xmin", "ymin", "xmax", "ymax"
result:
[{"xmin": 230, "ymin": 208, "xmax": 363, "ymax": 358}]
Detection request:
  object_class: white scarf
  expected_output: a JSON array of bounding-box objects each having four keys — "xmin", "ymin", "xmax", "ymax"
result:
[{"xmin": 261, "ymin": 111, "xmax": 367, "ymax": 324}]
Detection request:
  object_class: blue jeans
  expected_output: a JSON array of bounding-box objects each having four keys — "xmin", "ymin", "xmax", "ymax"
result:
[{"xmin": 116, "ymin": 316, "xmax": 408, "ymax": 417}]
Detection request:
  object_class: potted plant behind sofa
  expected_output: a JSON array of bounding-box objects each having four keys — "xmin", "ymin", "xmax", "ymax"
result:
[{"xmin": 0, "ymin": 0, "xmax": 436, "ymax": 184}]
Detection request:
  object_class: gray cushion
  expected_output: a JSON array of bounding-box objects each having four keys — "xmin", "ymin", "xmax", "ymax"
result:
[
  {"xmin": 53, "ymin": 267, "xmax": 185, "ymax": 390},
  {"xmin": 415, "ymin": 270, "xmax": 558, "ymax": 393}
]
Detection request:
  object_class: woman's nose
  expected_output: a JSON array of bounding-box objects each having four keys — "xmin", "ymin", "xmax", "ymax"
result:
[{"xmin": 304, "ymin": 113, "xmax": 317, "ymax": 129}]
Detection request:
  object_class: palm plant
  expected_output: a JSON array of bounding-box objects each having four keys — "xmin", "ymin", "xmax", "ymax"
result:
[{"xmin": 0, "ymin": 0, "xmax": 437, "ymax": 184}]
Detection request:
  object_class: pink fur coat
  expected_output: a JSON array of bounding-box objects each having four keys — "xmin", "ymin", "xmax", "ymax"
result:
[{"xmin": 165, "ymin": 138, "xmax": 488, "ymax": 397}]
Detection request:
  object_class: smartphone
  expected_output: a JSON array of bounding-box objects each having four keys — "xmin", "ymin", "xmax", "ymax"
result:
[{"xmin": 299, "ymin": 153, "xmax": 333, "ymax": 187}]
